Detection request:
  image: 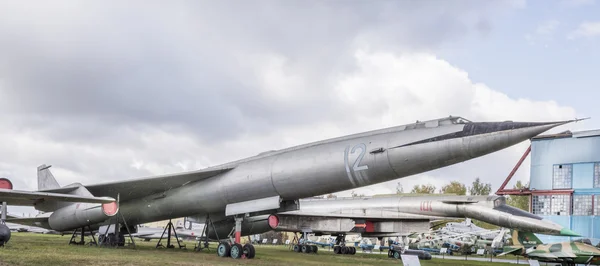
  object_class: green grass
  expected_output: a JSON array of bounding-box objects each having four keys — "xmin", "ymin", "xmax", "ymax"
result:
[{"xmin": 0, "ymin": 233, "xmax": 520, "ymax": 266}]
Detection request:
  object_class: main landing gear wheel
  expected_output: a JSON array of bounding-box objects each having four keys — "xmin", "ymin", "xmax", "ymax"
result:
[
  {"xmin": 311, "ymin": 245, "xmax": 318, "ymax": 253},
  {"xmin": 341, "ymin": 246, "xmax": 349, "ymax": 254},
  {"xmin": 217, "ymin": 241, "xmax": 231, "ymax": 257},
  {"xmin": 243, "ymin": 243, "xmax": 255, "ymax": 259},
  {"xmin": 349, "ymin": 247, "xmax": 356, "ymax": 255},
  {"xmin": 333, "ymin": 246, "xmax": 341, "ymax": 254},
  {"xmin": 230, "ymin": 243, "xmax": 243, "ymax": 259},
  {"xmin": 293, "ymin": 244, "xmax": 301, "ymax": 252},
  {"xmin": 301, "ymin": 245, "xmax": 311, "ymax": 253}
]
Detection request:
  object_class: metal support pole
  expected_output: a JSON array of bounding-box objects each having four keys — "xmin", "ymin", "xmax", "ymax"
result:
[
  {"xmin": 80, "ymin": 227, "xmax": 84, "ymax": 244},
  {"xmin": 1, "ymin": 202, "xmax": 6, "ymax": 224},
  {"xmin": 167, "ymin": 220, "xmax": 172, "ymax": 248}
]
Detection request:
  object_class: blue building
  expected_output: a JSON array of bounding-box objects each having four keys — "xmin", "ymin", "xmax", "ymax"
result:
[{"xmin": 528, "ymin": 130, "xmax": 600, "ymax": 244}]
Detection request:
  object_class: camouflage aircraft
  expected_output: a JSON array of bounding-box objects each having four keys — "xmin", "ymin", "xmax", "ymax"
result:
[{"xmin": 500, "ymin": 230, "xmax": 600, "ymax": 266}]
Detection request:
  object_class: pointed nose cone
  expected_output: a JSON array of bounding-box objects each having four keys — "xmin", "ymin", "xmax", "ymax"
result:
[
  {"xmin": 463, "ymin": 120, "xmax": 576, "ymax": 159},
  {"xmin": 385, "ymin": 118, "xmax": 579, "ymax": 183},
  {"xmin": 559, "ymin": 228, "xmax": 581, "ymax": 237}
]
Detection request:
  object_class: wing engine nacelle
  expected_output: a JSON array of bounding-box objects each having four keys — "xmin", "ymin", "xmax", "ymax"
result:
[{"xmin": 48, "ymin": 202, "xmax": 118, "ymax": 232}]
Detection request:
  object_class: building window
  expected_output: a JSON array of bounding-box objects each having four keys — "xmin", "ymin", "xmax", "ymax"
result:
[
  {"xmin": 553, "ymin": 164, "xmax": 572, "ymax": 189},
  {"xmin": 573, "ymin": 195, "xmax": 593, "ymax": 216},
  {"xmin": 532, "ymin": 195, "xmax": 552, "ymax": 215},
  {"xmin": 595, "ymin": 195, "xmax": 600, "ymax": 216},
  {"xmin": 550, "ymin": 194, "xmax": 571, "ymax": 215},
  {"xmin": 595, "ymin": 163, "xmax": 600, "ymax": 188}
]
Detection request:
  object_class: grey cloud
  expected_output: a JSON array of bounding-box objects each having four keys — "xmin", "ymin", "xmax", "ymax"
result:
[
  {"xmin": 0, "ymin": 1, "xmax": 509, "ymax": 143},
  {"xmin": 0, "ymin": 0, "xmax": 526, "ymax": 201}
]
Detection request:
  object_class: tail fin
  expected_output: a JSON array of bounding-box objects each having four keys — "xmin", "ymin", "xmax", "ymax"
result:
[
  {"xmin": 511, "ymin": 230, "xmax": 543, "ymax": 247},
  {"xmin": 37, "ymin": 165, "xmax": 60, "ymax": 191}
]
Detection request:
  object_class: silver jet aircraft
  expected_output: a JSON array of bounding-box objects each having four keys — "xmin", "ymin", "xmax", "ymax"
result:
[{"xmin": 0, "ymin": 116, "xmax": 574, "ymax": 259}]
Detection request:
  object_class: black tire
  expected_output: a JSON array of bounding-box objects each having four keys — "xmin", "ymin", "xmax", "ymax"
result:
[
  {"xmin": 311, "ymin": 245, "xmax": 318, "ymax": 253},
  {"xmin": 341, "ymin": 246, "xmax": 349, "ymax": 254},
  {"xmin": 293, "ymin": 244, "xmax": 301, "ymax": 252},
  {"xmin": 231, "ymin": 243, "xmax": 243, "ymax": 259},
  {"xmin": 388, "ymin": 250, "xmax": 393, "ymax": 258},
  {"xmin": 393, "ymin": 251, "xmax": 401, "ymax": 259},
  {"xmin": 302, "ymin": 245, "xmax": 311, "ymax": 253},
  {"xmin": 243, "ymin": 243, "xmax": 255, "ymax": 259},
  {"xmin": 333, "ymin": 246, "xmax": 341, "ymax": 254},
  {"xmin": 217, "ymin": 241, "xmax": 231, "ymax": 257},
  {"xmin": 350, "ymin": 247, "xmax": 356, "ymax": 255}
]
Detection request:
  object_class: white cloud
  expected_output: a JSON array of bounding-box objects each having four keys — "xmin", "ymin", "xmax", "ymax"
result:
[
  {"xmin": 525, "ymin": 20, "xmax": 560, "ymax": 45},
  {"xmin": 0, "ymin": 1, "xmax": 583, "ymax": 216},
  {"xmin": 325, "ymin": 50, "xmax": 578, "ymax": 197},
  {"xmin": 560, "ymin": 0, "xmax": 596, "ymax": 7},
  {"xmin": 568, "ymin": 21, "xmax": 600, "ymax": 39}
]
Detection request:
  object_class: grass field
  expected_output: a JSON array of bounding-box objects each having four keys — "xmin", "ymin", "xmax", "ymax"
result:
[{"xmin": 0, "ymin": 233, "xmax": 521, "ymax": 266}]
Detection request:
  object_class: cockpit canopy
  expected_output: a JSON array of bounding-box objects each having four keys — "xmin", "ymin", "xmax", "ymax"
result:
[{"xmin": 400, "ymin": 116, "xmax": 472, "ymax": 130}]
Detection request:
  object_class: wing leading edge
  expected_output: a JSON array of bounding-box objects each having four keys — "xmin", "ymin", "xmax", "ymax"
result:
[
  {"xmin": 0, "ymin": 188, "xmax": 115, "ymax": 206},
  {"xmin": 83, "ymin": 167, "xmax": 234, "ymax": 201}
]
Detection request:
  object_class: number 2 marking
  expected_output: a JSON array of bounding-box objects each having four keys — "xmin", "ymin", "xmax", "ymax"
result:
[{"xmin": 345, "ymin": 143, "xmax": 369, "ymax": 186}]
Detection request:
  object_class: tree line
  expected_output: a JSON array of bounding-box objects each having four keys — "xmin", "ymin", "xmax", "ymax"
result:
[
  {"xmin": 396, "ymin": 178, "xmax": 529, "ymax": 211},
  {"xmin": 324, "ymin": 178, "xmax": 530, "ymax": 212}
]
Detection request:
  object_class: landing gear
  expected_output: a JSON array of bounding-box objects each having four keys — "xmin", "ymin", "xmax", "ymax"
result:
[
  {"xmin": 243, "ymin": 243, "xmax": 256, "ymax": 259},
  {"xmin": 217, "ymin": 241, "xmax": 231, "ymax": 257},
  {"xmin": 230, "ymin": 243, "xmax": 243, "ymax": 259},
  {"xmin": 289, "ymin": 231, "xmax": 318, "ymax": 255},
  {"xmin": 215, "ymin": 216, "xmax": 256, "ymax": 259},
  {"xmin": 331, "ymin": 234, "xmax": 356, "ymax": 256}
]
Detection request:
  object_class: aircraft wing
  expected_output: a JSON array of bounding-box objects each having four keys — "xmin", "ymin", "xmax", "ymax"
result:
[
  {"xmin": 133, "ymin": 229, "xmax": 201, "ymax": 239},
  {"xmin": 497, "ymin": 247, "xmax": 523, "ymax": 256},
  {"xmin": 0, "ymin": 188, "xmax": 115, "ymax": 206},
  {"xmin": 528, "ymin": 253, "xmax": 559, "ymax": 259},
  {"xmin": 547, "ymin": 252, "xmax": 577, "ymax": 259},
  {"xmin": 59, "ymin": 167, "xmax": 233, "ymax": 201},
  {"xmin": 278, "ymin": 210, "xmax": 450, "ymax": 220},
  {"xmin": 440, "ymin": 199, "xmax": 479, "ymax": 204}
]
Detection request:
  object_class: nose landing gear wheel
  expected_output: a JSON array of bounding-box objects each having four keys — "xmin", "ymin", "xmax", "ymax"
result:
[{"xmin": 217, "ymin": 241, "xmax": 231, "ymax": 257}]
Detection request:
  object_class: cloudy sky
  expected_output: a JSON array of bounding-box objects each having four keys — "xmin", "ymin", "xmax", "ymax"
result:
[{"xmin": 0, "ymin": 0, "xmax": 598, "ymax": 215}]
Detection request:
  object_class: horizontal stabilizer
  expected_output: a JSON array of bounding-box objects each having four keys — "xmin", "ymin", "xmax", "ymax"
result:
[
  {"xmin": 5, "ymin": 213, "xmax": 52, "ymax": 230},
  {"xmin": 7, "ymin": 216, "xmax": 48, "ymax": 224},
  {"xmin": 0, "ymin": 188, "xmax": 115, "ymax": 206},
  {"xmin": 497, "ymin": 247, "xmax": 522, "ymax": 256}
]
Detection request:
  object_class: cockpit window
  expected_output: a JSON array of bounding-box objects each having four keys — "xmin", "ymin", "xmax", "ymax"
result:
[
  {"xmin": 452, "ymin": 117, "xmax": 472, "ymax": 124},
  {"xmin": 494, "ymin": 197, "xmax": 506, "ymax": 208},
  {"xmin": 437, "ymin": 116, "xmax": 472, "ymax": 126}
]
